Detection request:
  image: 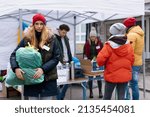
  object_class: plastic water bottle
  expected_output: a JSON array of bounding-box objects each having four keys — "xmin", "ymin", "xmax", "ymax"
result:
[
  {"xmin": 71, "ymin": 61, "xmax": 75, "ymax": 80},
  {"xmin": 66, "ymin": 63, "xmax": 70, "ymax": 80},
  {"xmin": 66, "ymin": 63, "xmax": 69, "ymax": 69},
  {"xmin": 91, "ymin": 59, "xmax": 97, "ymax": 72}
]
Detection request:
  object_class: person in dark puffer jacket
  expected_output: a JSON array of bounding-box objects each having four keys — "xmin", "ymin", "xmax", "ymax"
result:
[
  {"xmin": 10, "ymin": 13, "xmax": 61, "ymax": 100},
  {"xmin": 55, "ymin": 24, "xmax": 72, "ymax": 100}
]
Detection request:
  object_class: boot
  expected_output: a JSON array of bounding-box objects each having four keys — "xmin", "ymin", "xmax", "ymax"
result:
[
  {"xmin": 97, "ymin": 80, "xmax": 103, "ymax": 98},
  {"xmin": 99, "ymin": 91, "xmax": 103, "ymax": 98},
  {"xmin": 88, "ymin": 80, "xmax": 93, "ymax": 98},
  {"xmin": 89, "ymin": 90, "xmax": 93, "ymax": 98}
]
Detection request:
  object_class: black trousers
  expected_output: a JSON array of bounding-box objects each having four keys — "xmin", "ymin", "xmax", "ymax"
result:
[
  {"xmin": 88, "ymin": 80, "xmax": 102, "ymax": 93},
  {"xmin": 103, "ymin": 81, "xmax": 128, "ymax": 100}
]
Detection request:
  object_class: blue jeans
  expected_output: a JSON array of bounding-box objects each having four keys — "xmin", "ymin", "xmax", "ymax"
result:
[
  {"xmin": 125, "ymin": 66, "xmax": 141, "ymax": 100},
  {"xmin": 57, "ymin": 84, "xmax": 69, "ymax": 100}
]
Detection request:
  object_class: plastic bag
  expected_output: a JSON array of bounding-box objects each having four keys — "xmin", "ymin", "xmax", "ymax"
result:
[
  {"xmin": 6, "ymin": 47, "xmax": 44, "ymax": 85},
  {"xmin": 16, "ymin": 47, "xmax": 42, "ymax": 69},
  {"xmin": 6, "ymin": 68, "xmax": 44, "ymax": 85},
  {"xmin": 57, "ymin": 62, "xmax": 70, "ymax": 83}
]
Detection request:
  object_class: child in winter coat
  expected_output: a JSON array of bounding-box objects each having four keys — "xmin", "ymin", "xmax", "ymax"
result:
[{"xmin": 96, "ymin": 23, "xmax": 134, "ymax": 100}]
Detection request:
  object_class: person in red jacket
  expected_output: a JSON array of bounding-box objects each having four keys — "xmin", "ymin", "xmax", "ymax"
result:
[
  {"xmin": 96, "ymin": 23, "xmax": 134, "ymax": 100},
  {"xmin": 83, "ymin": 27, "xmax": 103, "ymax": 98}
]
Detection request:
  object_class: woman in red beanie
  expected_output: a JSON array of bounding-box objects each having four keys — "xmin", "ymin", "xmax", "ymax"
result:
[
  {"xmin": 123, "ymin": 17, "xmax": 136, "ymax": 28},
  {"xmin": 123, "ymin": 17, "xmax": 144, "ymax": 100},
  {"xmin": 10, "ymin": 13, "xmax": 61, "ymax": 100}
]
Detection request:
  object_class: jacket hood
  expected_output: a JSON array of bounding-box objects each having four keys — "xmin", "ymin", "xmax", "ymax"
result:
[
  {"xmin": 128, "ymin": 25, "xmax": 144, "ymax": 37},
  {"xmin": 107, "ymin": 35, "xmax": 131, "ymax": 56},
  {"xmin": 109, "ymin": 35, "xmax": 127, "ymax": 45}
]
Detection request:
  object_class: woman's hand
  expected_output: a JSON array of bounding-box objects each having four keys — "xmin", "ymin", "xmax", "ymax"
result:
[
  {"xmin": 33, "ymin": 68, "xmax": 44, "ymax": 79},
  {"xmin": 15, "ymin": 68, "xmax": 25, "ymax": 80}
]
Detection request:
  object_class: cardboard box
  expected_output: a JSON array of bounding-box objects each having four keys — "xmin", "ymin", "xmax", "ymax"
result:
[{"xmin": 79, "ymin": 58, "xmax": 103, "ymax": 76}]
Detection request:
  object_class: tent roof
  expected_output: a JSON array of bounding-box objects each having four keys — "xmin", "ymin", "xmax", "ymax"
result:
[
  {"xmin": 0, "ymin": 0, "xmax": 145, "ymax": 70},
  {"xmin": 0, "ymin": 0, "xmax": 145, "ymax": 23}
]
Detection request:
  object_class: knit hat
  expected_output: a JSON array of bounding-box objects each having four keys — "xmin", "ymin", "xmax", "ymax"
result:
[
  {"xmin": 109, "ymin": 23, "xmax": 126, "ymax": 35},
  {"xmin": 123, "ymin": 17, "xmax": 136, "ymax": 28},
  {"xmin": 32, "ymin": 13, "xmax": 46, "ymax": 25},
  {"xmin": 90, "ymin": 27, "xmax": 97, "ymax": 37}
]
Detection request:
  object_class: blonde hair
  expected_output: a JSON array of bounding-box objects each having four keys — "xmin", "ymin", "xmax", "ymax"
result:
[{"xmin": 24, "ymin": 25, "xmax": 53, "ymax": 48}]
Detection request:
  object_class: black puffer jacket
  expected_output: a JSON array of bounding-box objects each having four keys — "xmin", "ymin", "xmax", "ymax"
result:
[
  {"xmin": 10, "ymin": 35, "xmax": 60, "ymax": 81},
  {"xmin": 10, "ymin": 35, "xmax": 61, "ymax": 97},
  {"xmin": 55, "ymin": 34, "xmax": 72, "ymax": 63}
]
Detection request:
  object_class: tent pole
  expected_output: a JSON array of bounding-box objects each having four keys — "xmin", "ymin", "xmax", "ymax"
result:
[
  {"xmin": 19, "ymin": 9, "xmax": 24, "ymax": 100},
  {"xmin": 19, "ymin": 9, "xmax": 23, "ymax": 41},
  {"xmin": 141, "ymin": 15, "xmax": 146, "ymax": 99},
  {"xmin": 74, "ymin": 16, "xmax": 76, "ymax": 56}
]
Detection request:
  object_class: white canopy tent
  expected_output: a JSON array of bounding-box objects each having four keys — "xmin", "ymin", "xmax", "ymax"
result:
[
  {"xmin": 0, "ymin": 0, "xmax": 144, "ymax": 21},
  {"xmin": 0, "ymin": 0, "xmax": 146, "ymax": 98},
  {"xmin": 0, "ymin": 0, "xmax": 145, "ymax": 69}
]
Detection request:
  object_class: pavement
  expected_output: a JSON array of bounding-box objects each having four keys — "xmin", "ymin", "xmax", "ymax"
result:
[
  {"xmin": 63, "ymin": 73, "xmax": 150, "ymax": 100},
  {"xmin": 138, "ymin": 73, "xmax": 150, "ymax": 100}
]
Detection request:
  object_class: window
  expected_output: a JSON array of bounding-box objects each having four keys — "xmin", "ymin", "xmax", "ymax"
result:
[
  {"xmin": 76, "ymin": 35, "xmax": 80, "ymax": 41},
  {"xmin": 81, "ymin": 35, "xmax": 86, "ymax": 41},
  {"xmin": 81, "ymin": 24, "xmax": 86, "ymax": 33},
  {"xmin": 76, "ymin": 23, "xmax": 86, "ymax": 43}
]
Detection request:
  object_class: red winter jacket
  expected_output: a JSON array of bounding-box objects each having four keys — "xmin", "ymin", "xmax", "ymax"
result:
[{"xmin": 96, "ymin": 36, "xmax": 134, "ymax": 83}]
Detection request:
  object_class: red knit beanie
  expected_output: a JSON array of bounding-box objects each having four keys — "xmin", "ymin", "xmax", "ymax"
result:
[
  {"xmin": 32, "ymin": 13, "xmax": 46, "ymax": 25},
  {"xmin": 123, "ymin": 17, "xmax": 136, "ymax": 28}
]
